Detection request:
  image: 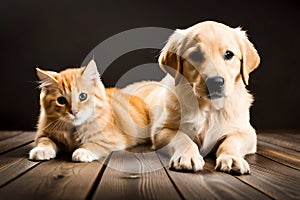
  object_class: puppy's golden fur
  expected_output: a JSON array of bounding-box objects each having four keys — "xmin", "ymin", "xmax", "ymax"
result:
[{"xmin": 123, "ymin": 21, "xmax": 260, "ymax": 174}]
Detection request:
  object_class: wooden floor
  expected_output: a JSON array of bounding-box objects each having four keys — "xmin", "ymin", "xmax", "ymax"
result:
[{"xmin": 0, "ymin": 131, "xmax": 299, "ymax": 199}]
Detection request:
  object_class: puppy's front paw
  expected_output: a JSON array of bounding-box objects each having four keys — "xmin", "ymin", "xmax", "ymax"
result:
[
  {"xmin": 215, "ymin": 154, "xmax": 250, "ymax": 175},
  {"xmin": 72, "ymin": 148, "xmax": 97, "ymax": 163},
  {"xmin": 29, "ymin": 146, "xmax": 56, "ymax": 161},
  {"xmin": 169, "ymin": 144, "xmax": 204, "ymax": 172}
]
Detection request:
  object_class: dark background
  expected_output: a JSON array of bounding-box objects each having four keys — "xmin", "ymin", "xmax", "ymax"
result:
[{"xmin": 0, "ymin": 0, "xmax": 299, "ymax": 130}]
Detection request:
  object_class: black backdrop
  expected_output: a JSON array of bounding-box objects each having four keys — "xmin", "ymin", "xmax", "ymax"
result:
[{"xmin": 0, "ymin": 0, "xmax": 299, "ymax": 130}]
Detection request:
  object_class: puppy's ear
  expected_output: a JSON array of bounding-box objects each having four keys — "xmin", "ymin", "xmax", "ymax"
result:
[
  {"xmin": 236, "ymin": 28, "xmax": 260, "ymax": 85},
  {"xmin": 159, "ymin": 29, "xmax": 186, "ymax": 85}
]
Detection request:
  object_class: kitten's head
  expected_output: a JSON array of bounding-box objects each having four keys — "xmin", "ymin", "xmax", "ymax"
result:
[{"xmin": 37, "ymin": 60, "xmax": 105, "ymax": 127}]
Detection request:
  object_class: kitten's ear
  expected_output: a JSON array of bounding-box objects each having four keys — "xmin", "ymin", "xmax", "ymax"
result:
[
  {"xmin": 36, "ymin": 68, "xmax": 60, "ymax": 87},
  {"xmin": 81, "ymin": 59, "xmax": 100, "ymax": 82}
]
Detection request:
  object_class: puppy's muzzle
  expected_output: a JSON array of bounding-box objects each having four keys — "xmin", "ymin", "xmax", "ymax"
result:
[{"xmin": 205, "ymin": 76, "xmax": 225, "ymax": 99}]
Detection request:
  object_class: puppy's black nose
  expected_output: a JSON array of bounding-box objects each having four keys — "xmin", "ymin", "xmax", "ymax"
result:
[{"xmin": 205, "ymin": 76, "xmax": 225, "ymax": 99}]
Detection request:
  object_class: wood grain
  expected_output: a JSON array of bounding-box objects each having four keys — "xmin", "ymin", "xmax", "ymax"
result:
[
  {"xmin": 257, "ymin": 130, "xmax": 300, "ymax": 141},
  {"xmin": 257, "ymin": 132, "xmax": 300, "ymax": 151},
  {"xmin": 0, "ymin": 143, "xmax": 40, "ymax": 187},
  {"xmin": 0, "ymin": 157, "xmax": 106, "ymax": 199},
  {"xmin": 158, "ymin": 153, "xmax": 270, "ymax": 200},
  {"xmin": 0, "ymin": 131, "xmax": 299, "ymax": 199},
  {"xmin": 236, "ymin": 154, "xmax": 300, "ymax": 200},
  {"xmin": 257, "ymin": 140, "xmax": 300, "ymax": 170},
  {"xmin": 94, "ymin": 150, "xmax": 181, "ymax": 200},
  {"xmin": 0, "ymin": 131, "xmax": 23, "ymax": 140},
  {"xmin": 0, "ymin": 131, "xmax": 36, "ymax": 154}
]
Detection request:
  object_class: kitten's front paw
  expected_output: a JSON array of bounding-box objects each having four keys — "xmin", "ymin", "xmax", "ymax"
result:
[
  {"xmin": 215, "ymin": 154, "xmax": 250, "ymax": 175},
  {"xmin": 29, "ymin": 146, "xmax": 56, "ymax": 161},
  {"xmin": 169, "ymin": 144, "xmax": 205, "ymax": 172},
  {"xmin": 72, "ymin": 148, "xmax": 97, "ymax": 163}
]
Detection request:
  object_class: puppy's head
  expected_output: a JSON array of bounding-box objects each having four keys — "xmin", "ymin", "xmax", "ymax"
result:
[{"xmin": 159, "ymin": 21, "xmax": 260, "ymax": 105}]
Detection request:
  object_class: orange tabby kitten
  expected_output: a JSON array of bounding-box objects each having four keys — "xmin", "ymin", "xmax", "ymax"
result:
[{"xmin": 29, "ymin": 60, "xmax": 151, "ymax": 162}]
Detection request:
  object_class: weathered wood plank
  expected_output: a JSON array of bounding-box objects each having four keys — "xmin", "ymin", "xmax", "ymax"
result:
[
  {"xmin": 158, "ymin": 153, "xmax": 270, "ymax": 200},
  {"xmin": 257, "ymin": 130, "xmax": 300, "ymax": 140},
  {"xmin": 94, "ymin": 150, "xmax": 181, "ymax": 200},
  {"xmin": 257, "ymin": 133, "xmax": 300, "ymax": 151},
  {"xmin": 0, "ymin": 131, "xmax": 36, "ymax": 154},
  {"xmin": 0, "ymin": 143, "xmax": 40, "ymax": 187},
  {"xmin": 0, "ymin": 131, "xmax": 299, "ymax": 200},
  {"xmin": 257, "ymin": 140, "xmax": 300, "ymax": 170},
  {"xmin": 282, "ymin": 133, "xmax": 300, "ymax": 140},
  {"xmin": 0, "ymin": 157, "xmax": 106, "ymax": 199},
  {"xmin": 0, "ymin": 131, "xmax": 23, "ymax": 141},
  {"xmin": 236, "ymin": 154, "xmax": 300, "ymax": 200}
]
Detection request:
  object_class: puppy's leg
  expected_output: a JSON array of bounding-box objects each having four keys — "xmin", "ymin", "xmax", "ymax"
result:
[
  {"xmin": 215, "ymin": 131, "xmax": 256, "ymax": 175},
  {"xmin": 155, "ymin": 129, "xmax": 204, "ymax": 172},
  {"xmin": 29, "ymin": 137, "xmax": 58, "ymax": 161}
]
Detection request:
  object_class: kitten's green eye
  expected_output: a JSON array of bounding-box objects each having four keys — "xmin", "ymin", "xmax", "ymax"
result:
[
  {"xmin": 79, "ymin": 93, "xmax": 88, "ymax": 101},
  {"xmin": 57, "ymin": 97, "xmax": 67, "ymax": 105}
]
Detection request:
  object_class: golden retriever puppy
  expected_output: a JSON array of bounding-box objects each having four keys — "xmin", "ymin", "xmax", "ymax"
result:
[{"xmin": 123, "ymin": 21, "xmax": 260, "ymax": 174}]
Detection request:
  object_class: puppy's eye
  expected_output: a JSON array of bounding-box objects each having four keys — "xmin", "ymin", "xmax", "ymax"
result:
[
  {"xmin": 57, "ymin": 97, "xmax": 67, "ymax": 105},
  {"xmin": 224, "ymin": 50, "xmax": 234, "ymax": 60},
  {"xmin": 79, "ymin": 93, "xmax": 88, "ymax": 101},
  {"xmin": 189, "ymin": 51, "xmax": 203, "ymax": 62}
]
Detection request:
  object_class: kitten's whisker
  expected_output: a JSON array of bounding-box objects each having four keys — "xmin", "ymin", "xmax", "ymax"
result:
[
  {"xmin": 43, "ymin": 117, "xmax": 69, "ymax": 132},
  {"xmin": 56, "ymin": 120, "xmax": 63, "ymax": 130},
  {"xmin": 58, "ymin": 117, "xmax": 70, "ymax": 130},
  {"xmin": 42, "ymin": 119, "xmax": 60, "ymax": 132}
]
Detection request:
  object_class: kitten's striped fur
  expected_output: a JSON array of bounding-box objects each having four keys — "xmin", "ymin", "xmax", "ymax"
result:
[{"xmin": 29, "ymin": 60, "xmax": 151, "ymax": 162}]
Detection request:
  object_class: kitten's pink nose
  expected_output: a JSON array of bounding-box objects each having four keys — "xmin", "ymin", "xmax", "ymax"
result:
[{"xmin": 71, "ymin": 110, "xmax": 79, "ymax": 116}]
